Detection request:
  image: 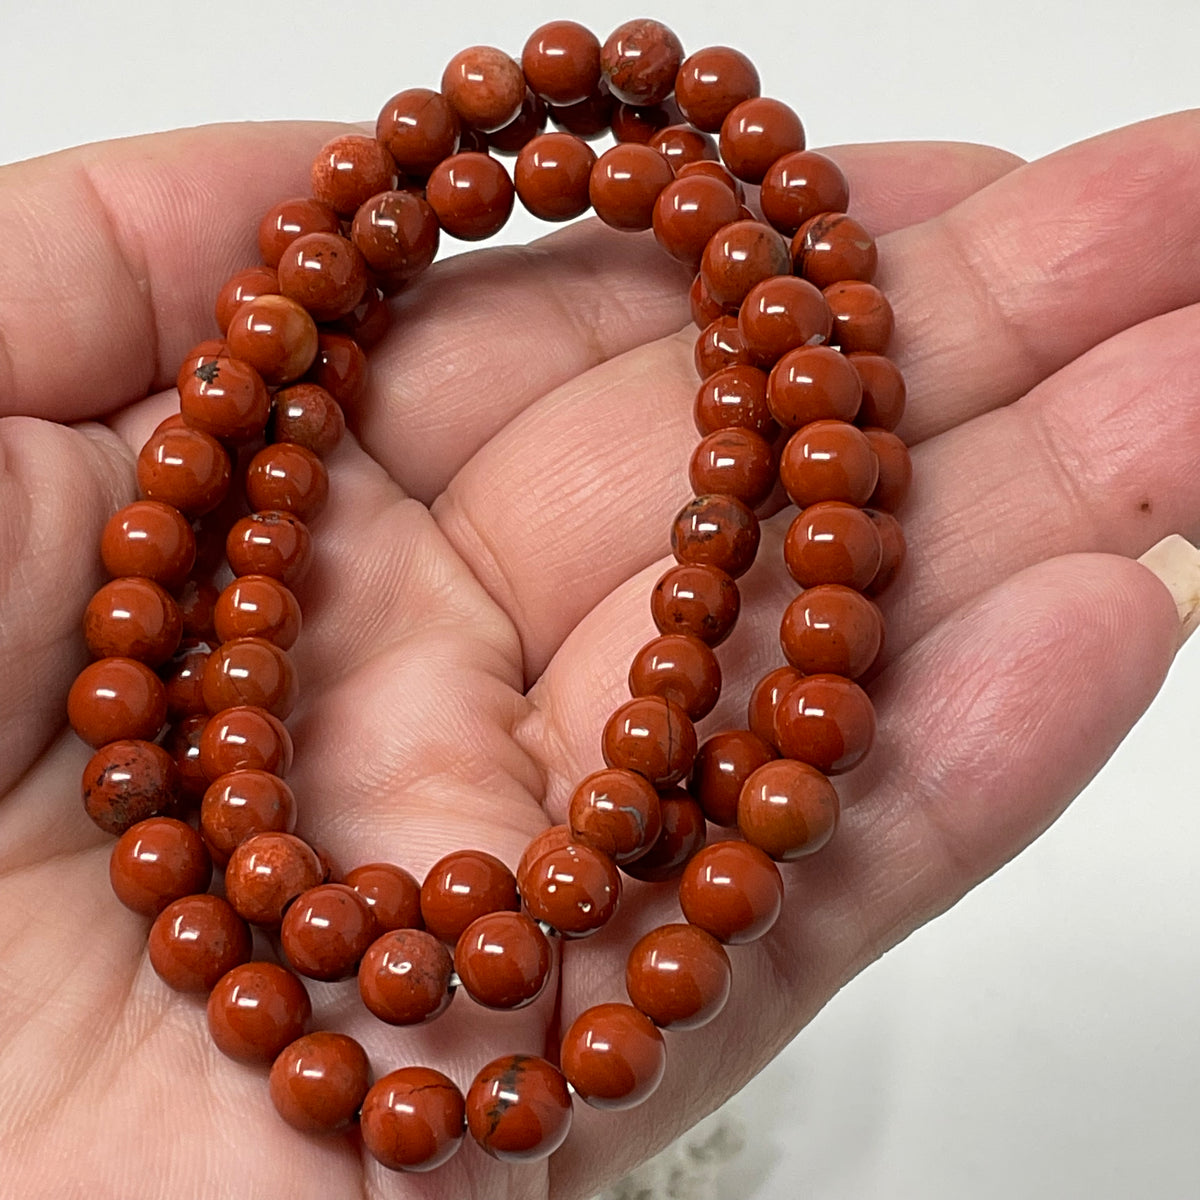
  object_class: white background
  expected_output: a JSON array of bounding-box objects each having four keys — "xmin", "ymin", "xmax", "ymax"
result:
[{"xmin": 4, "ymin": 1, "xmax": 1200, "ymax": 1196}]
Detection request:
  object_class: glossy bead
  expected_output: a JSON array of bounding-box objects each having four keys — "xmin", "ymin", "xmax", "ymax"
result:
[
  {"xmin": 602, "ymin": 695, "xmax": 697, "ymax": 788},
  {"xmin": 306, "ymin": 332, "xmax": 367, "ymax": 406},
  {"xmin": 136, "ymin": 426, "xmax": 231, "ymax": 518},
  {"xmin": 376, "ymin": 88, "xmax": 460, "ymax": 176},
  {"xmin": 201, "ymin": 637, "xmax": 297, "ymax": 719},
  {"xmin": 792, "ymin": 213, "xmax": 878, "ymax": 287},
  {"xmin": 865, "ymin": 507, "xmax": 907, "ymax": 595},
  {"xmin": 465, "ymin": 1055, "xmax": 572, "ymax": 1162},
  {"xmin": 148, "ymin": 894, "xmax": 252, "ymax": 992},
  {"xmin": 69, "ymin": 658, "xmax": 167, "ymax": 747},
  {"xmin": 199, "ymin": 705, "xmax": 293, "ymax": 780},
  {"xmin": 864, "ymin": 427, "xmax": 913, "ymax": 511},
  {"xmin": 700, "ymin": 219, "xmax": 791, "ymax": 309},
  {"xmin": 649, "ymin": 123, "xmax": 718, "ymax": 170},
  {"xmin": 601, "ymin": 19, "xmax": 683, "ymax": 106},
  {"xmin": 351, "ymin": 189, "xmax": 439, "ymax": 281},
  {"xmin": 825, "ymin": 281, "xmax": 894, "ymax": 355},
  {"xmin": 276, "ymin": 231, "xmax": 368, "ymax": 323},
  {"xmin": 175, "ymin": 339, "xmax": 224, "ymax": 398},
  {"xmin": 357, "ymin": 928, "xmax": 454, "ymax": 1025},
  {"xmin": 84, "ymin": 576, "xmax": 181, "ymax": 666},
  {"xmin": 747, "ymin": 664, "xmax": 803, "ymax": 748},
  {"xmin": 784, "ymin": 500, "xmax": 884, "ymax": 590},
  {"xmin": 548, "ymin": 81, "xmax": 615, "ymax": 141},
  {"xmin": 774, "ymin": 673, "xmax": 876, "ymax": 775},
  {"xmin": 269, "ymin": 1031, "xmax": 370, "ymax": 1134},
  {"xmin": 225, "ymin": 511, "xmax": 312, "ymax": 585},
  {"xmin": 281, "ymin": 884, "xmax": 378, "ymax": 982},
  {"xmin": 330, "ymin": 286, "xmax": 391, "ymax": 348},
  {"xmin": 224, "ymin": 296, "xmax": 319, "ymax": 386},
  {"xmin": 693, "ymin": 364, "xmax": 775, "ymax": 439},
  {"xmin": 177, "ymin": 579, "xmax": 218, "ymax": 640},
  {"xmin": 676, "ymin": 158, "xmax": 745, "ymax": 200},
  {"xmin": 454, "ymin": 911, "xmax": 551, "ymax": 1009},
  {"xmin": 425, "ymin": 152, "xmax": 515, "ymax": 241},
  {"xmin": 224, "ymin": 831, "xmax": 323, "ymax": 927},
  {"xmin": 487, "ymin": 89, "xmax": 548, "ymax": 155},
  {"xmin": 694, "ymin": 315, "xmax": 752, "ymax": 377},
  {"xmin": 207, "ymin": 961, "xmax": 311, "ymax": 1064},
  {"xmin": 522, "ymin": 20, "xmax": 601, "ymax": 105},
  {"xmin": 674, "ymin": 46, "xmax": 761, "ymax": 132},
  {"xmin": 271, "ymin": 383, "xmax": 345, "ymax": 456},
  {"xmin": 689, "ymin": 729, "xmax": 777, "ymax": 826},
  {"xmin": 108, "ymin": 816, "xmax": 210, "ymax": 916},
  {"xmin": 626, "ymin": 922, "xmax": 731, "ymax": 1030},
  {"xmin": 650, "ymin": 562, "xmax": 740, "ymax": 647},
  {"xmin": 628, "ymin": 633, "xmax": 722, "ymax": 720},
  {"xmin": 779, "ymin": 419, "xmax": 878, "ymax": 508},
  {"xmin": 670, "ymin": 493, "xmax": 760, "ymax": 578},
  {"xmin": 200, "ymin": 769, "xmax": 297, "ymax": 865},
  {"xmin": 688, "ymin": 427, "xmax": 775, "ymax": 508},
  {"xmin": 680, "ymin": 840, "xmax": 784, "ymax": 943},
  {"xmin": 651, "ymin": 174, "xmax": 741, "ymax": 267},
  {"xmin": 760, "ymin": 150, "xmax": 850, "ymax": 236},
  {"xmin": 100, "ymin": 500, "xmax": 195, "ymax": 591},
  {"xmin": 362, "ymin": 1067, "xmax": 465, "ymax": 1171},
  {"xmin": 738, "ymin": 275, "xmax": 831, "ymax": 367},
  {"xmin": 514, "ymin": 132, "xmax": 596, "ymax": 220},
  {"xmin": 515, "ymin": 824, "xmax": 573, "ymax": 895},
  {"xmin": 720, "ymin": 97, "xmax": 806, "ymax": 184},
  {"xmin": 214, "ymin": 265, "xmax": 279, "ymax": 334},
  {"xmin": 344, "ymin": 862, "xmax": 423, "ymax": 932},
  {"xmin": 419, "ymin": 850, "xmax": 519, "ymax": 944},
  {"xmin": 739, "ymin": 758, "xmax": 840, "ymax": 861},
  {"xmin": 610, "ymin": 97, "xmax": 682, "ymax": 143},
  {"xmin": 620, "ymin": 790, "xmax": 707, "ymax": 883},
  {"xmin": 310, "ymin": 134, "xmax": 395, "ymax": 216},
  {"xmin": 589, "ymin": 143, "xmax": 674, "ymax": 231},
  {"xmin": 214, "ymin": 575, "xmax": 301, "ymax": 650},
  {"xmin": 561, "ymin": 1002, "xmax": 666, "ymax": 1110},
  {"xmin": 178, "ymin": 354, "xmax": 272, "ymax": 441},
  {"xmin": 258, "ymin": 197, "xmax": 341, "ymax": 268},
  {"xmin": 441, "ymin": 46, "xmax": 525, "ymax": 132},
  {"xmin": 520, "ymin": 842, "xmax": 620, "ymax": 937},
  {"xmin": 167, "ymin": 713, "xmax": 209, "ymax": 803},
  {"xmin": 767, "ymin": 345, "xmax": 863, "ymax": 429},
  {"xmin": 689, "ymin": 272, "xmax": 725, "ymax": 327},
  {"xmin": 244, "ymin": 443, "xmax": 328, "ymax": 523},
  {"xmin": 568, "ymin": 768, "xmax": 662, "ymax": 864}
]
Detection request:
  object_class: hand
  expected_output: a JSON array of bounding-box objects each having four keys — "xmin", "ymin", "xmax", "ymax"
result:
[{"xmin": 0, "ymin": 112, "xmax": 1192, "ymax": 1199}]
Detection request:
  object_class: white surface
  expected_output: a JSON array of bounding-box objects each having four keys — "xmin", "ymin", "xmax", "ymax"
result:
[{"xmin": 5, "ymin": 2, "xmax": 1200, "ymax": 1196}]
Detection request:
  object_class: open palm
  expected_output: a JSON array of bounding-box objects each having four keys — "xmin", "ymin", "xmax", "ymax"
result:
[{"xmin": 0, "ymin": 112, "xmax": 1195, "ymax": 1199}]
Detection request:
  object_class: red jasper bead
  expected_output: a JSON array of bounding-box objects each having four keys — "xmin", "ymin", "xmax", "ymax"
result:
[
  {"xmin": 626, "ymin": 922, "xmax": 732, "ymax": 1030},
  {"xmin": 420, "ymin": 850, "xmax": 519, "ymax": 944},
  {"xmin": 784, "ymin": 500, "xmax": 884, "ymax": 590},
  {"xmin": 865, "ymin": 507, "xmax": 907, "ymax": 595},
  {"xmin": 521, "ymin": 842, "xmax": 621, "ymax": 937},
  {"xmin": 780, "ymin": 584, "xmax": 884, "ymax": 679},
  {"xmin": 376, "ymin": 88, "xmax": 461, "ymax": 177},
  {"xmin": 178, "ymin": 354, "xmax": 272, "ymax": 442},
  {"xmin": 738, "ymin": 758, "xmax": 840, "ymax": 861},
  {"xmin": 357, "ymin": 928, "xmax": 454, "ymax": 1025},
  {"xmin": 281, "ymin": 883, "xmax": 378, "ymax": 982},
  {"xmin": 488, "ymin": 89, "xmax": 548, "ymax": 155},
  {"xmin": 747, "ymin": 664, "xmax": 803, "ymax": 749},
  {"xmin": 207, "ymin": 961, "xmax": 312, "ymax": 1064},
  {"xmin": 825, "ymin": 280, "xmax": 894, "ymax": 355},
  {"xmin": 514, "ymin": 131, "xmax": 597, "ymax": 221},
  {"xmin": 454, "ymin": 911, "xmax": 551, "ymax": 1009},
  {"xmin": 628, "ymin": 633, "xmax": 722, "ymax": 720},
  {"xmin": 690, "ymin": 271, "xmax": 725, "ymax": 327},
  {"xmin": 351, "ymin": 189, "xmax": 440, "ymax": 281},
  {"xmin": 792, "ymin": 213, "xmax": 878, "ymax": 287},
  {"xmin": 679, "ymin": 840, "xmax": 784, "ymax": 943},
  {"xmin": 650, "ymin": 562, "xmax": 740, "ymax": 647},
  {"xmin": 738, "ymin": 275, "xmax": 831, "ymax": 367},
  {"xmin": 198, "ymin": 705, "xmax": 293, "ymax": 780},
  {"xmin": 700, "ymin": 219, "xmax": 791, "ymax": 309},
  {"xmin": 425, "ymin": 152, "xmax": 516, "ymax": 241},
  {"xmin": 244, "ymin": 443, "xmax": 329, "ymax": 523},
  {"xmin": 214, "ymin": 575, "xmax": 302, "ymax": 650},
  {"xmin": 442, "ymin": 45, "xmax": 526, "ymax": 132},
  {"xmin": 269, "ymin": 1031, "xmax": 370, "ymax": 1134},
  {"xmin": 677, "ymin": 158, "xmax": 745, "ymax": 200},
  {"xmin": 361, "ymin": 1067, "xmax": 465, "ymax": 1171},
  {"xmin": 589, "ymin": 143, "xmax": 674, "ymax": 231},
  {"xmin": 82, "ymin": 737, "xmax": 178, "ymax": 833},
  {"xmin": 271, "ymin": 383, "xmax": 345, "ymax": 456},
  {"xmin": 310, "ymin": 134, "xmax": 396, "ymax": 216},
  {"xmin": 108, "ymin": 817, "xmax": 211, "ymax": 917},
  {"xmin": 864, "ymin": 427, "xmax": 913, "ymax": 511},
  {"xmin": 306, "ymin": 331, "xmax": 367, "ymax": 406},
  {"xmin": 136, "ymin": 425, "xmax": 231, "ymax": 518},
  {"xmin": 767, "ymin": 345, "xmax": 863, "ymax": 429},
  {"xmin": 215, "ymin": 265, "xmax": 279, "ymax": 334},
  {"xmin": 200, "ymin": 769, "xmax": 297, "ymax": 865},
  {"xmin": 760, "ymin": 150, "xmax": 850, "ymax": 236},
  {"xmin": 694, "ymin": 315, "xmax": 753, "ymax": 377},
  {"xmin": 611, "ymin": 97, "xmax": 682, "ymax": 143},
  {"xmin": 466, "ymin": 1055, "xmax": 572, "ymax": 1162},
  {"xmin": 69, "ymin": 658, "xmax": 167, "ymax": 748},
  {"xmin": 148, "ymin": 894, "xmax": 252, "ymax": 992},
  {"xmin": 257, "ymin": 197, "xmax": 341, "ymax": 268},
  {"xmin": 601, "ymin": 19, "xmax": 684, "ymax": 106},
  {"xmin": 693, "ymin": 364, "xmax": 775, "ymax": 439},
  {"xmin": 344, "ymin": 862, "xmax": 423, "ymax": 932},
  {"xmin": 850, "ymin": 352, "xmax": 907, "ymax": 431},
  {"xmin": 779, "ymin": 420, "xmax": 878, "ymax": 508},
  {"xmin": 568, "ymin": 768, "xmax": 663, "ymax": 864},
  {"xmin": 548, "ymin": 81, "xmax": 616, "ymax": 141},
  {"xmin": 774, "ymin": 673, "xmax": 876, "ymax": 775},
  {"xmin": 675, "ymin": 46, "xmax": 761, "ymax": 132},
  {"xmin": 516, "ymin": 825, "xmax": 573, "ymax": 896},
  {"xmin": 201, "ymin": 637, "xmax": 297, "ymax": 719},
  {"xmin": 671, "ymin": 493, "xmax": 760, "ymax": 578},
  {"xmin": 177, "ymin": 580, "xmax": 218, "ymax": 640},
  {"xmin": 652, "ymin": 174, "xmax": 742, "ymax": 267},
  {"xmin": 689, "ymin": 729, "xmax": 777, "ymax": 826},
  {"xmin": 720, "ymin": 97, "xmax": 806, "ymax": 184},
  {"xmin": 649, "ymin": 123, "xmax": 718, "ymax": 170},
  {"xmin": 620, "ymin": 789, "xmax": 708, "ymax": 883},
  {"xmin": 602, "ymin": 695, "xmax": 697, "ymax": 788},
  {"xmin": 163, "ymin": 644, "xmax": 209, "ymax": 722},
  {"xmin": 166, "ymin": 712, "xmax": 209, "ymax": 804},
  {"xmin": 100, "ymin": 500, "xmax": 196, "ymax": 590},
  {"xmin": 226, "ymin": 511, "xmax": 312, "ymax": 585},
  {"xmin": 523, "ymin": 20, "xmax": 602, "ymax": 105},
  {"xmin": 84, "ymin": 576, "xmax": 182, "ymax": 666},
  {"xmin": 278, "ymin": 232, "xmax": 368, "ymax": 322},
  {"xmin": 224, "ymin": 831, "xmax": 324, "ymax": 927},
  {"xmin": 224, "ymin": 295, "xmax": 319, "ymax": 386},
  {"xmin": 561, "ymin": 1002, "xmax": 667, "ymax": 1110},
  {"xmin": 688, "ymin": 426, "xmax": 776, "ymax": 508},
  {"xmin": 175, "ymin": 339, "xmax": 224, "ymax": 397}
]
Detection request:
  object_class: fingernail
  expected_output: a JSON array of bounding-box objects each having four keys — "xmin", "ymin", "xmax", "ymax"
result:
[{"xmin": 1138, "ymin": 534, "xmax": 1200, "ymax": 644}]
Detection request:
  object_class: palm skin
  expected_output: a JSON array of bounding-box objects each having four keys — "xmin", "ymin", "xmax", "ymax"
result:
[{"xmin": 0, "ymin": 111, "xmax": 1196, "ymax": 1199}]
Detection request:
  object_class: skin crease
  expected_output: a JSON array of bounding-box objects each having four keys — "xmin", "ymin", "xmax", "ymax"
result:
[{"xmin": 0, "ymin": 109, "xmax": 1197, "ymax": 1199}]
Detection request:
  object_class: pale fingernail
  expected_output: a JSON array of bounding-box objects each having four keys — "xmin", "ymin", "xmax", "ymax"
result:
[{"xmin": 1138, "ymin": 534, "xmax": 1200, "ymax": 644}]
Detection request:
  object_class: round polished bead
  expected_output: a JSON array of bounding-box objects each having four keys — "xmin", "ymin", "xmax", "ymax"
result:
[
  {"xmin": 198, "ymin": 705, "xmax": 293, "ymax": 780},
  {"xmin": 514, "ymin": 132, "xmax": 596, "ymax": 220},
  {"xmin": 649, "ymin": 123, "xmax": 718, "ymax": 170},
  {"xmin": 739, "ymin": 758, "xmax": 840, "ymax": 861},
  {"xmin": 224, "ymin": 831, "xmax": 323, "ymax": 927},
  {"xmin": 689, "ymin": 272, "xmax": 725, "ymax": 327},
  {"xmin": 779, "ymin": 420, "xmax": 878, "ymax": 509},
  {"xmin": 601, "ymin": 18, "xmax": 683, "ymax": 106},
  {"xmin": 628, "ymin": 633, "xmax": 722, "ymax": 720},
  {"xmin": 214, "ymin": 575, "xmax": 302, "ymax": 650},
  {"xmin": 136, "ymin": 426, "xmax": 231, "ymax": 518},
  {"xmin": 425, "ymin": 152, "xmax": 515, "ymax": 241},
  {"xmin": 523, "ymin": 20, "xmax": 601, "ymax": 105},
  {"xmin": 224, "ymin": 295, "xmax": 319, "ymax": 386},
  {"xmin": 720, "ymin": 97, "xmax": 806, "ymax": 184},
  {"xmin": 747, "ymin": 664, "xmax": 804, "ymax": 749},
  {"xmin": 109, "ymin": 816, "xmax": 211, "ymax": 916},
  {"xmin": 651, "ymin": 174, "xmax": 741, "ymax": 267},
  {"xmin": 650, "ymin": 562, "xmax": 740, "ymax": 647},
  {"xmin": 200, "ymin": 769, "xmax": 297, "ymax": 865},
  {"xmin": 487, "ymin": 89, "xmax": 548, "ymax": 155},
  {"xmin": 466, "ymin": 1055, "xmax": 572, "ymax": 1162},
  {"xmin": 792, "ymin": 213, "xmax": 878, "ymax": 287},
  {"xmin": 442, "ymin": 46, "xmax": 525, "ymax": 132},
  {"xmin": 825, "ymin": 281, "xmax": 894, "ymax": 355},
  {"xmin": 420, "ymin": 850, "xmax": 519, "ymax": 944},
  {"xmin": 516, "ymin": 824, "xmax": 573, "ymax": 896},
  {"xmin": 454, "ymin": 911, "xmax": 551, "ymax": 1009},
  {"xmin": 81, "ymin": 738, "xmax": 179, "ymax": 833},
  {"xmin": 148, "ymin": 894, "xmax": 252, "ymax": 992},
  {"xmin": 167, "ymin": 712, "xmax": 209, "ymax": 804},
  {"xmin": 738, "ymin": 275, "xmax": 831, "ymax": 367},
  {"xmin": 700, "ymin": 219, "xmax": 791, "ymax": 308},
  {"xmin": 281, "ymin": 883, "xmax": 378, "ymax": 982},
  {"xmin": 351, "ymin": 189, "xmax": 439, "ymax": 281},
  {"xmin": 674, "ymin": 46, "xmax": 761, "ymax": 132},
  {"xmin": 671, "ymin": 493, "xmax": 760, "ymax": 578},
  {"xmin": 226, "ymin": 511, "xmax": 312, "ymax": 585},
  {"xmin": 680, "ymin": 840, "xmax": 784, "ymax": 943},
  {"xmin": 179, "ymin": 354, "xmax": 272, "ymax": 442},
  {"xmin": 362, "ymin": 1067, "xmax": 465, "ymax": 1171},
  {"xmin": 376, "ymin": 88, "xmax": 460, "ymax": 176},
  {"xmin": 767, "ymin": 345, "xmax": 863, "ymax": 429},
  {"xmin": 344, "ymin": 862, "xmax": 423, "ymax": 932},
  {"xmin": 215, "ymin": 265, "xmax": 279, "ymax": 334},
  {"xmin": 271, "ymin": 383, "xmax": 345, "ymax": 456},
  {"xmin": 568, "ymin": 768, "xmax": 662, "ymax": 864},
  {"xmin": 689, "ymin": 729, "xmax": 777, "ymax": 826},
  {"xmin": 175, "ymin": 339, "xmax": 224, "ymax": 398},
  {"xmin": 864, "ymin": 427, "xmax": 913, "ymax": 511},
  {"xmin": 258, "ymin": 197, "xmax": 341, "ymax": 268},
  {"xmin": 357, "ymin": 928, "xmax": 454, "ymax": 1025},
  {"xmin": 561, "ymin": 1002, "xmax": 666, "ymax": 1110},
  {"xmin": 626, "ymin": 922, "xmax": 731, "ymax": 1030},
  {"xmin": 620, "ymin": 790, "xmax": 707, "ymax": 883},
  {"xmin": 774, "ymin": 674, "xmax": 876, "ymax": 774},
  {"xmin": 100, "ymin": 500, "xmax": 196, "ymax": 591},
  {"xmin": 520, "ymin": 842, "xmax": 620, "ymax": 937},
  {"xmin": 244, "ymin": 443, "xmax": 328, "ymax": 523},
  {"xmin": 331, "ymin": 285, "xmax": 391, "ymax": 348},
  {"xmin": 760, "ymin": 150, "xmax": 850, "ymax": 236},
  {"xmin": 269, "ymin": 1031, "xmax": 370, "ymax": 1134},
  {"xmin": 783, "ymin": 500, "xmax": 884, "ymax": 590},
  {"xmin": 548, "ymin": 81, "xmax": 615, "ymax": 140},
  {"xmin": 610, "ymin": 97, "xmax": 681, "ymax": 143},
  {"xmin": 207, "ymin": 961, "xmax": 311, "ymax": 1064},
  {"xmin": 177, "ymin": 580, "xmax": 218, "ymax": 641},
  {"xmin": 677, "ymin": 158, "xmax": 745, "ymax": 200},
  {"xmin": 84, "ymin": 576, "xmax": 182, "ymax": 666},
  {"xmin": 311, "ymin": 134, "xmax": 395, "ymax": 216},
  {"xmin": 693, "ymin": 364, "xmax": 775, "ymax": 438},
  {"xmin": 306, "ymin": 331, "xmax": 367, "ymax": 406},
  {"xmin": 69, "ymin": 658, "xmax": 167, "ymax": 748},
  {"xmin": 602, "ymin": 695, "xmax": 697, "ymax": 788},
  {"xmin": 694, "ymin": 315, "xmax": 753, "ymax": 377},
  {"xmin": 201, "ymin": 637, "xmax": 297, "ymax": 719},
  {"xmin": 688, "ymin": 427, "xmax": 776, "ymax": 508},
  {"xmin": 277, "ymin": 233, "xmax": 368, "ymax": 323},
  {"xmin": 865, "ymin": 507, "xmax": 907, "ymax": 595},
  {"xmin": 589, "ymin": 142, "xmax": 674, "ymax": 231}
]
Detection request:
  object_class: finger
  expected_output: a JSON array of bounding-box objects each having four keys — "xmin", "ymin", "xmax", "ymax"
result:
[{"xmin": 539, "ymin": 553, "xmax": 1178, "ymax": 1197}]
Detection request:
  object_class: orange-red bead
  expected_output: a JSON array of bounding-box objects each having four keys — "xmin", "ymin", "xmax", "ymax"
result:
[
  {"xmin": 720, "ymin": 97, "xmax": 805, "ymax": 184},
  {"xmin": 784, "ymin": 501, "xmax": 884, "ymax": 590},
  {"xmin": 454, "ymin": 911, "xmax": 551, "ymax": 1009},
  {"xmin": 84, "ymin": 577, "xmax": 182, "ymax": 666},
  {"xmin": 310, "ymin": 133, "xmax": 396, "ymax": 216},
  {"xmin": 780, "ymin": 584, "xmax": 884, "ymax": 679},
  {"xmin": 465, "ymin": 1055, "xmax": 572, "ymax": 1162},
  {"xmin": 362, "ymin": 1067, "xmax": 465, "ymax": 1171},
  {"xmin": 281, "ymin": 884, "xmax": 378, "ymax": 982},
  {"xmin": 213, "ymin": 575, "xmax": 302, "ymax": 650},
  {"xmin": 376, "ymin": 88, "xmax": 461, "ymax": 177},
  {"xmin": 561, "ymin": 1002, "xmax": 667, "ymax": 1110},
  {"xmin": 589, "ymin": 143, "xmax": 674, "ymax": 231},
  {"xmin": 200, "ymin": 769, "xmax": 297, "ymax": 865},
  {"xmin": 224, "ymin": 831, "xmax": 323, "ymax": 927},
  {"xmin": 179, "ymin": 355, "xmax": 272, "ymax": 442},
  {"xmin": 520, "ymin": 841, "xmax": 620, "ymax": 937},
  {"xmin": 357, "ymin": 928, "xmax": 454, "ymax": 1025},
  {"xmin": 425, "ymin": 152, "xmax": 516, "ymax": 240},
  {"xmin": 344, "ymin": 862, "xmax": 423, "ymax": 932},
  {"xmin": 198, "ymin": 705, "xmax": 293, "ymax": 780},
  {"xmin": 206, "ymin": 961, "xmax": 311, "ymax": 1064},
  {"xmin": 420, "ymin": 850, "xmax": 519, "ymax": 944},
  {"xmin": 628, "ymin": 633, "xmax": 722, "ymax": 720},
  {"xmin": 522, "ymin": 20, "xmax": 602, "ymax": 106},
  {"xmin": 601, "ymin": 19, "xmax": 684, "ymax": 106},
  {"xmin": 626, "ymin": 922, "xmax": 732, "ymax": 1030},
  {"xmin": 778, "ymin": 420, "xmax": 879, "ymax": 508},
  {"xmin": 81, "ymin": 737, "xmax": 178, "ymax": 833},
  {"xmin": 269, "ymin": 1031, "xmax": 370, "ymax": 1134},
  {"xmin": 100, "ymin": 500, "xmax": 196, "ymax": 591},
  {"xmin": 675, "ymin": 46, "xmax": 761, "ymax": 132},
  {"xmin": 773, "ymin": 673, "xmax": 876, "ymax": 775},
  {"xmin": 244, "ymin": 443, "xmax": 329, "ymax": 523},
  {"xmin": 602, "ymin": 695, "xmax": 697, "ymax": 787},
  {"xmin": 148, "ymin": 894, "xmax": 252, "ymax": 992},
  {"xmin": 69, "ymin": 658, "xmax": 167, "ymax": 748},
  {"xmin": 621, "ymin": 789, "xmax": 707, "ymax": 883},
  {"xmin": 568, "ymin": 768, "xmax": 662, "ymax": 864},
  {"xmin": 201, "ymin": 637, "xmax": 297, "ymax": 719},
  {"xmin": 738, "ymin": 758, "xmax": 840, "ymax": 861},
  {"xmin": 679, "ymin": 840, "xmax": 784, "ymax": 943},
  {"xmin": 650, "ymin": 562, "xmax": 740, "ymax": 647},
  {"xmin": 108, "ymin": 816, "xmax": 211, "ymax": 917},
  {"xmin": 689, "ymin": 729, "xmax": 777, "ymax": 826},
  {"xmin": 224, "ymin": 295, "xmax": 319, "ymax": 386}
]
